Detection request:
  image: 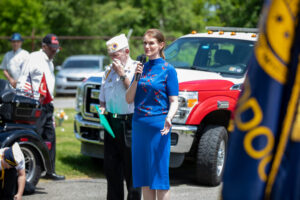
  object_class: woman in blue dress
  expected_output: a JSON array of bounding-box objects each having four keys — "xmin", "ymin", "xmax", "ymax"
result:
[{"xmin": 126, "ymin": 29, "xmax": 179, "ymax": 200}]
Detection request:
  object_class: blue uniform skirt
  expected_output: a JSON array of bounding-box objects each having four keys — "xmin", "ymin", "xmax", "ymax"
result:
[{"xmin": 132, "ymin": 114, "xmax": 170, "ymax": 190}]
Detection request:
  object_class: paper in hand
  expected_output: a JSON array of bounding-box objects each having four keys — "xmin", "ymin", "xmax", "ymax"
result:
[{"xmin": 95, "ymin": 105, "xmax": 115, "ymax": 138}]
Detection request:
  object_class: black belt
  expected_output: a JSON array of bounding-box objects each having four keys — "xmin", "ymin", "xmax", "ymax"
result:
[{"xmin": 106, "ymin": 112, "xmax": 132, "ymax": 120}]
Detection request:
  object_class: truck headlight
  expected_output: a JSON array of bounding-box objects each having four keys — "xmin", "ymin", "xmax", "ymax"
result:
[
  {"xmin": 75, "ymin": 85, "xmax": 83, "ymax": 113},
  {"xmin": 230, "ymin": 83, "xmax": 242, "ymax": 91},
  {"xmin": 172, "ymin": 91, "xmax": 198, "ymax": 124}
]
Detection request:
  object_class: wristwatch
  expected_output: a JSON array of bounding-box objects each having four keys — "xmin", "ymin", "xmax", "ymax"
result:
[{"xmin": 120, "ymin": 75, "xmax": 127, "ymax": 81}]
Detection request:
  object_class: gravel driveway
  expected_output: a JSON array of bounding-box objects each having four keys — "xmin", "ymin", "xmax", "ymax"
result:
[
  {"xmin": 48, "ymin": 97, "xmax": 222, "ymax": 200},
  {"xmin": 23, "ymin": 178, "xmax": 222, "ymax": 200},
  {"xmin": 23, "ymin": 162, "xmax": 222, "ymax": 200}
]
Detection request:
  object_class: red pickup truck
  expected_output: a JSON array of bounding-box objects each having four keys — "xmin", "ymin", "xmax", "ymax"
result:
[{"xmin": 165, "ymin": 27, "xmax": 258, "ymax": 186}]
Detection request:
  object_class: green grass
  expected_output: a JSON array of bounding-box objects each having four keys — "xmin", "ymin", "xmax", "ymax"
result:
[
  {"xmin": 54, "ymin": 108, "xmax": 105, "ymax": 179},
  {"xmin": 0, "ymin": 70, "xmax": 5, "ymax": 79}
]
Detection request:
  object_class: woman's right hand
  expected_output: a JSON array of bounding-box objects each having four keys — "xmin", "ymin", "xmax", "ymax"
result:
[
  {"xmin": 161, "ymin": 117, "xmax": 172, "ymax": 135},
  {"xmin": 135, "ymin": 63, "xmax": 144, "ymax": 81}
]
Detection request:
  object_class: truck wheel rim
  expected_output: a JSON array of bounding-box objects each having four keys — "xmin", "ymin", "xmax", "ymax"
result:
[
  {"xmin": 217, "ymin": 140, "xmax": 225, "ymax": 176},
  {"xmin": 21, "ymin": 147, "xmax": 36, "ymax": 182}
]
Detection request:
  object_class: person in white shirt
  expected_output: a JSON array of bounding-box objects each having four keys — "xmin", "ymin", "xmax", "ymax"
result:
[
  {"xmin": 1, "ymin": 33, "xmax": 29, "ymax": 88},
  {"xmin": 16, "ymin": 34, "xmax": 65, "ymax": 181},
  {"xmin": 99, "ymin": 34, "xmax": 141, "ymax": 200},
  {"xmin": 0, "ymin": 142, "xmax": 26, "ymax": 200}
]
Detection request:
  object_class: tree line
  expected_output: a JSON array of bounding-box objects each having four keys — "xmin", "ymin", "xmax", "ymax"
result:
[{"xmin": 0, "ymin": 0, "xmax": 263, "ymax": 64}]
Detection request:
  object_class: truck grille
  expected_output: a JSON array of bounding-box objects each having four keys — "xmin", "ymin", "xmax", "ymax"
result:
[
  {"xmin": 67, "ymin": 77, "xmax": 85, "ymax": 82},
  {"xmin": 83, "ymin": 84, "xmax": 101, "ymax": 122},
  {"xmin": 80, "ymin": 127, "xmax": 101, "ymax": 141},
  {"xmin": 65, "ymin": 86, "xmax": 78, "ymax": 90}
]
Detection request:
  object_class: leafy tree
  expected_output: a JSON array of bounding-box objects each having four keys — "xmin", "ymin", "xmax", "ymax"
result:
[
  {"xmin": 0, "ymin": 0, "xmax": 263, "ymax": 65},
  {"xmin": 0, "ymin": 0, "xmax": 48, "ymax": 52},
  {"xmin": 128, "ymin": 0, "xmax": 220, "ymax": 36},
  {"xmin": 43, "ymin": 0, "xmax": 105, "ymax": 64},
  {"xmin": 162, "ymin": 0, "xmax": 205, "ymax": 35},
  {"xmin": 43, "ymin": 0, "xmax": 143, "ymax": 64},
  {"xmin": 95, "ymin": 1, "xmax": 143, "ymax": 36},
  {"xmin": 0, "ymin": 0, "xmax": 47, "ymax": 35},
  {"xmin": 192, "ymin": 0, "xmax": 222, "ymax": 30},
  {"xmin": 209, "ymin": 0, "xmax": 263, "ymax": 28}
]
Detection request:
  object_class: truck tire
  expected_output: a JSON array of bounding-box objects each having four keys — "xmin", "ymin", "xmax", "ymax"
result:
[
  {"xmin": 21, "ymin": 145, "xmax": 42, "ymax": 186},
  {"xmin": 196, "ymin": 125, "xmax": 228, "ymax": 186}
]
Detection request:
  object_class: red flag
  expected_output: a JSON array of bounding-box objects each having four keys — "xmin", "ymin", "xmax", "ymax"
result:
[{"xmin": 39, "ymin": 73, "xmax": 53, "ymax": 104}]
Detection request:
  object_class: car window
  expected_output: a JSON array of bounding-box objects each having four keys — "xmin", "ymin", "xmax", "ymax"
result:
[
  {"xmin": 63, "ymin": 60, "xmax": 100, "ymax": 69},
  {"xmin": 165, "ymin": 37, "xmax": 255, "ymax": 76}
]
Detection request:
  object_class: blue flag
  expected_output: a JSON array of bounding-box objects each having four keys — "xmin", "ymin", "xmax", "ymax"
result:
[{"xmin": 222, "ymin": 0, "xmax": 300, "ymax": 199}]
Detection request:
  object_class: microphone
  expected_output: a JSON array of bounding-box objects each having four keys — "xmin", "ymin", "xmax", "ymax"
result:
[{"xmin": 135, "ymin": 54, "xmax": 147, "ymax": 81}]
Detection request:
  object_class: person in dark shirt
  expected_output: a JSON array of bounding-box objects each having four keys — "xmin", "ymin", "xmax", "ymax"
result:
[{"xmin": 0, "ymin": 143, "xmax": 26, "ymax": 200}]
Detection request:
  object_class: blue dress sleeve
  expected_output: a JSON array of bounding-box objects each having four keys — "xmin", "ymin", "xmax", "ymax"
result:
[{"xmin": 166, "ymin": 66, "xmax": 179, "ymax": 96}]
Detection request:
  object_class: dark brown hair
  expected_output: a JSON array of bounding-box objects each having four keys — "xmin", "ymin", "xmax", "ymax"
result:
[{"xmin": 144, "ymin": 29, "xmax": 166, "ymax": 59}]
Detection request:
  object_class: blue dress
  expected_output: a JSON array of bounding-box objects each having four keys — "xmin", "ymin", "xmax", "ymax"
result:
[{"xmin": 132, "ymin": 58, "xmax": 179, "ymax": 190}]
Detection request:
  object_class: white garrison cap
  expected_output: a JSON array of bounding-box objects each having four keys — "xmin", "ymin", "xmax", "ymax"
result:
[
  {"xmin": 106, "ymin": 34, "xmax": 129, "ymax": 54},
  {"xmin": 12, "ymin": 142, "xmax": 25, "ymax": 166}
]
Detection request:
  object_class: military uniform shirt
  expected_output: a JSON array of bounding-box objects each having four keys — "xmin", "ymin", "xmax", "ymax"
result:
[
  {"xmin": 1, "ymin": 48, "xmax": 29, "ymax": 80},
  {"xmin": 99, "ymin": 57, "xmax": 137, "ymax": 114},
  {"xmin": 0, "ymin": 148, "xmax": 25, "ymax": 171},
  {"xmin": 17, "ymin": 50, "xmax": 55, "ymax": 100}
]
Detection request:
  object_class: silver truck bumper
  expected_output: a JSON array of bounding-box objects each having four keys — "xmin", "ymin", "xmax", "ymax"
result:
[
  {"xmin": 170, "ymin": 124, "xmax": 197, "ymax": 153},
  {"xmin": 74, "ymin": 114, "xmax": 197, "ymax": 153},
  {"xmin": 74, "ymin": 114, "xmax": 104, "ymax": 144},
  {"xmin": 74, "ymin": 114, "xmax": 105, "ymax": 159}
]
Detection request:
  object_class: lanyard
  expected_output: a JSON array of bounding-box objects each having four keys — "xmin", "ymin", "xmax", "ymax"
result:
[{"xmin": 105, "ymin": 69, "xmax": 112, "ymax": 81}]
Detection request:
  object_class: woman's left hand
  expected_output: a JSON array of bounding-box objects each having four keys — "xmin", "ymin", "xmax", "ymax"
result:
[{"xmin": 161, "ymin": 117, "xmax": 172, "ymax": 135}]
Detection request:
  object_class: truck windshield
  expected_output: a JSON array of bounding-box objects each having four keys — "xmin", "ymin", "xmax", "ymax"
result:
[{"xmin": 165, "ymin": 37, "xmax": 255, "ymax": 76}]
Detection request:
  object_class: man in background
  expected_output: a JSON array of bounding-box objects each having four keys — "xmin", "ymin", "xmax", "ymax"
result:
[
  {"xmin": 17, "ymin": 33, "xmax": 65, "ymax": 181},
  {"xmin": 1, "ymin": 33, "xmax": 29, "ymax": 88}
]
